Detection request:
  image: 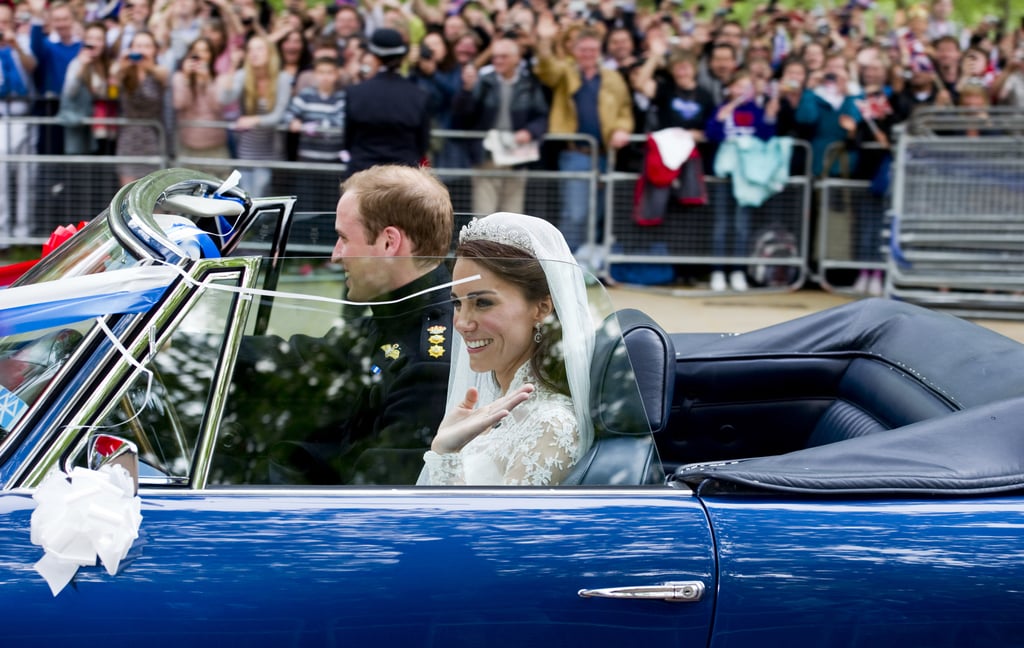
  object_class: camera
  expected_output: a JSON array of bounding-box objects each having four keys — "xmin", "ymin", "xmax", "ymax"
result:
[
  {"xmin": 419, "ymin": 43, "xmax": 433, "ymax": 62},
  {"xmin": 823, "ymin": 72, "xmax": 837, "ymax": 83},
  {"xmin": 127, "ymin": 52, "xmax": 144, "ymax": 62}
]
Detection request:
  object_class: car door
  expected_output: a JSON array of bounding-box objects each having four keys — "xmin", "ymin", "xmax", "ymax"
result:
[
  {"xmin": 1, "ymin": 487, "xmax": 715, "ymax": 646},
  {"xmin": 703, "ymin": 495, "xmax": 1024, "ymax": 647}
]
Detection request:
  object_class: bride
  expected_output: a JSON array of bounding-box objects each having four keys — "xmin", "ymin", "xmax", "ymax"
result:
[{"xmin": 421, "ymin": 212, "xmax": 595, "ymax": 485}]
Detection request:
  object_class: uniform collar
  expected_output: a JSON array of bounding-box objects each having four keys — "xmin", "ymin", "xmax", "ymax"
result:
[{"xmin": 370, "ymin": 263, "xmax": 452, "ymax": 318}]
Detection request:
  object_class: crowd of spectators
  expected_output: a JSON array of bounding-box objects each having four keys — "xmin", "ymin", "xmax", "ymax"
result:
[{"xmin": 1, "ymin": 0, "xmax": 1024, "ymax": 288}]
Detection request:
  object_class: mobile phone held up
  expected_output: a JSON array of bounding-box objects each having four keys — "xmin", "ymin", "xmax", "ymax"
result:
[{"xmin": 128, "ymin": 52, "xmax": 144, "ymax": 62}]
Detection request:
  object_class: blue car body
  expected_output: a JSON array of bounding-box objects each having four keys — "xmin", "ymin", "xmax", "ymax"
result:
[{"xmin": 2, "ymin": 169, "xmax": 1024, "ymax": 646}]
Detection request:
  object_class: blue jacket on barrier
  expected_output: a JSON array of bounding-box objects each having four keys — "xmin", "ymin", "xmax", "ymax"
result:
[{"xmin": 713, "ymin": 135, "xmax": 794, "ymax": 208}]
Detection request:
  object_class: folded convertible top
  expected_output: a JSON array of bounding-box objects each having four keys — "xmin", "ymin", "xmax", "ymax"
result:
[
  {"xmin": 673, "ymin": 395, "xmax": 1024, "ymax": 495},
  {"xmin": 681, "ymin": 298, "xmax": 1024, "ymax": 410},
  {"xmin": 672, "ymin": 299, "xmax": 1024, "ymax": 495}
]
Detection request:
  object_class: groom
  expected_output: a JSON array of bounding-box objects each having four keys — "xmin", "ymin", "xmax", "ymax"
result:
[{"xmin": 225, "ymin": 165, "xmax": 454, "ymax": 485}]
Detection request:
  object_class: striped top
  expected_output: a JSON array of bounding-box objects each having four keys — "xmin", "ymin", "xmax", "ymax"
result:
[
  {"xmin": 283, "ymin": 85, "xmax": 346, "ymax": 162},
  {"xmin": 219, "ymin": 69, "xmax": 293, "ymax": 161}
]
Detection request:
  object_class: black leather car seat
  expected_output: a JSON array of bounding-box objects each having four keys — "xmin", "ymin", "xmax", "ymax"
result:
[
  {"xmin": 562, "ymin": 309, "xmax": 674, "ymax": 485},
  {"xmin": 805, "ymin": 357, "xmax": 955, "ymax": 447}
]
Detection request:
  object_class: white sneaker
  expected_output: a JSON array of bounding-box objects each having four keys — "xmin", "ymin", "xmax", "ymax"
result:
[
  {"xmin": 852, "ymin": 270, "xmax": 869, "ymax": 294},
  {"xmin": 729, "ymin": 270, "xmax": 749, "ymax": 292},
  {"xmin": 867, "ymin": 272, "xmax": 884, "ymax": 297},
  {"xmin": 710, "ymin": 270, "xmax": 727, "ymax": 292}
]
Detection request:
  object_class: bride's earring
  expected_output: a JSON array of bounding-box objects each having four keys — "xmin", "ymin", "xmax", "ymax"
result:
[{"xmin": 534, "ymin": 322, "xmax": 543, "ymax": 344}]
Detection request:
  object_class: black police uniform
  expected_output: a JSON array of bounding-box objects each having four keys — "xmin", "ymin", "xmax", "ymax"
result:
[{"xmin": 344, "ymin": 69, "xmax": 432, "ymax": 175}]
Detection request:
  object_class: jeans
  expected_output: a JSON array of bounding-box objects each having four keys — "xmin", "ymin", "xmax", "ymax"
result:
[
  {"xmin": 0, "ymin": 117, "xmax": 32, "ymax": 243},
  {"xmin": 558, "ymin": 150, "xmax": 605, "ymax": 251},
  {"xmin": 239, "ymin": 166, "xmax": 272, "ymax": 198},
  {"xmin": 855, "ymin": 192, "xmax": 885, "ymax": 263},
  {"xmin": 711, "ymin": 180, "xmax": 750, "ymax": 271}
]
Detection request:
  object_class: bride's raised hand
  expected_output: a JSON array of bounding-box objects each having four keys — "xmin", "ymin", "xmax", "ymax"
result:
[{"xmin": 431, "ymin": 384, "xmax": 534, "ymax": 454}]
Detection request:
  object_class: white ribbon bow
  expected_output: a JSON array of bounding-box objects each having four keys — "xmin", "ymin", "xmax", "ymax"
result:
[{"xmin": 30, "ymin": 465, "xmax": 143, "ymax": 596}]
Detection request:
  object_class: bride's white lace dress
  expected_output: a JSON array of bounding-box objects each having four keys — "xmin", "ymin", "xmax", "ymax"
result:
[{"xmin": 422, "ymin": 363, "xmax": 583, "ymax": 485}]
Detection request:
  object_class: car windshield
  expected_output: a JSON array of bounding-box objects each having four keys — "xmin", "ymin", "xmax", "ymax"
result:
[
  {"xmin": 13, "ymin": 210, "xmax": 139, "ymax": 287},
  {"xmin": 1, "ymin": 212, "xmax": 154, "ymax": 438},
  {"xmin": 206, "ymin": 255, "xmax": 641, "ymax": 486}
]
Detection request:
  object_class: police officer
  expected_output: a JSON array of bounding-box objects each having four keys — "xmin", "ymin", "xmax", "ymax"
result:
[{"xmin": 343, "ymin": 28, "xmax": 431, "ymax": 176}]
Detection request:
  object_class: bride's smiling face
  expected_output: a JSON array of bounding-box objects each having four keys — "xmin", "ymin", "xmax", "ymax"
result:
[{"xmin": 452, "ymin": 258, "xmax": 550, "ymax": 391}]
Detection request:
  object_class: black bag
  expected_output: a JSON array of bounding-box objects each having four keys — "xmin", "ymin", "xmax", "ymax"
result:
[{"xmin": 748, "ymin": 226, "xmax": 799, "ymax": 287}]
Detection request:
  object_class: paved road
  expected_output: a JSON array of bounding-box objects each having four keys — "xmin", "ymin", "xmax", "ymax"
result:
[{"xmin": 606, "ymin": 286, "xmax": 1024, "ymax": 344}]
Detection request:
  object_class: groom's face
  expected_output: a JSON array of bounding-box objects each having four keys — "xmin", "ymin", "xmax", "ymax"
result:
[{"xmin": 332, "ymin": 191, "xmax": 393, "ymax": 302}]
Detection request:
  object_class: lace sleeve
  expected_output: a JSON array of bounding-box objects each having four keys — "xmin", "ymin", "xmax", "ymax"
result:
[
  {"xmin": 423, "ymin": 393, "xmax": 583, "ymax": 486},
  {"xmin": 501, "ymin": 406, "xmax": 581, "ymax": 486},
  {"xmin": 422, "ymin": 450, "xmax": 466, "ymax": 485}
]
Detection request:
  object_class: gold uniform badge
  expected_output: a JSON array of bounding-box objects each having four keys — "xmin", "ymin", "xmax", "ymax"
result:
[
  {"xmin": 381, "ymin": 343, "xmax": 401, "ymax": 360},
  {"xmin": 426, "ymin": 325, "xmax": 446, "ymax": 359}
]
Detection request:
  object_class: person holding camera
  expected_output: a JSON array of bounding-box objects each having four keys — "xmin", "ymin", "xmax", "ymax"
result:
[
  {"xmin": 795, "ymin": 55, "xmax": 861, "ymax": 177},
  {"xmin": 108, "ymin": 0, "xmax": 154, "ymax": 59},
  {"xmin": 59, "ymin": 21, "xmax": 113, "ymax": 156},
  {"xmin": 411, "ymin": 30, "xmax": 467, "ymax": 170},
  {"xmin": 172, "ymin": 36, "xmax": 229, "ymax": 173},
  {"xmin": 112, "ymin": 30, "xmax": 168, "ymax": 185}
]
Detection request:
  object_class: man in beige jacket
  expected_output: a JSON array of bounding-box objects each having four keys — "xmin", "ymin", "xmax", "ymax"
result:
[{"xmin": 535, "ymin": 13, "xmax": 633, "ymax": 261}]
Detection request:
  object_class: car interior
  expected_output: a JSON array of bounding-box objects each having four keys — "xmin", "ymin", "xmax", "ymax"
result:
[{"xmin": 48, "ymin": 174, "xmax": 1024, "ymax": 492}]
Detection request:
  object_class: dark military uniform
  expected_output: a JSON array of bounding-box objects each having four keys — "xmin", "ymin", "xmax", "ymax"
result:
[
  {"xmin": 337, "ymin": 265, "xmax": 453, "ymax": 483},
  {"xmin": 343, "ymin": 69, "xmax": 431, "ymax": 176},
  {"xmin": 217, "ymin": 265, "xmax": 453, "ymax": 485}
]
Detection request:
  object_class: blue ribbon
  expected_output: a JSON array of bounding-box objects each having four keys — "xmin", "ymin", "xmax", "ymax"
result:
[{"xmin": 0, "ymin": 285, "xmax": 168, "ymax": 336}]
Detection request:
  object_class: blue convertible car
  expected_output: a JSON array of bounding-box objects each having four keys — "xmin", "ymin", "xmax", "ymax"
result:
[{"xmin": 2, "ymin": 169, "xmax": 1024, "ymax": 646}]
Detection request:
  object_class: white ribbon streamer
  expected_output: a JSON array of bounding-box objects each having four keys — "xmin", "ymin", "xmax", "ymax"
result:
[{"xmin": 30, "ymin": 465, "xmax": 143, "ymax": 596}]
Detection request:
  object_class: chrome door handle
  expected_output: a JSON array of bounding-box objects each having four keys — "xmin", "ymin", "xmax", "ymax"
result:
[{"xmin": 578, "ymin": 581, "xmax": 705, "ymax": 603}]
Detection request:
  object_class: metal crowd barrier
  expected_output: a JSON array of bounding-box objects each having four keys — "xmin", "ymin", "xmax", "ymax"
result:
[
  {"xmin": 905, "ymin": 106, "xmax": 1024, "ymax": 137},
  {"xmin": 0, "ymin": 116, "xmax": 166, "ymax": 247},
  {"xmin": 601, "ymin": 135, "xmax": 813, "ymax": 292},
  {"xmin": 4, "ymin": 114, "xmax": 816, "ymax": 297},
  {"xmin": 816, "ymin": 177, "xmax": 887, "ymax": 293},
  {"xmin": 888, "ymin": 132, "xmax": 1024, "ymax": 319},
  {"xmin": 429, "ymin": 129, "xmax": 600, "ymax": 252}
]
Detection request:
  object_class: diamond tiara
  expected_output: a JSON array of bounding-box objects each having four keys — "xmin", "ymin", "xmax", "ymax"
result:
[{"xmin": 458, "ymin": 217, "xmax": 535, "ymax": 255}]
